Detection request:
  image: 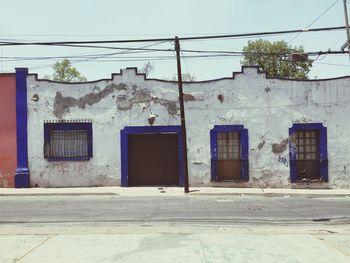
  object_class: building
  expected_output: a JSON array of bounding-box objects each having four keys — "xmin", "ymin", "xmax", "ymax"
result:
[
  {"xmin": 12, "ymin": 66, "xmax": 350, "ymax": 188},
  {"xmin": 0, "ymin": 72, "xmax": 17, "ymax": 187}
]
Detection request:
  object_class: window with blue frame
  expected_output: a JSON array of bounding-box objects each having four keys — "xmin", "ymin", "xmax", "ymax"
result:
[
  {"xmin": 289, "ymin": 123, "xmax": 328, "ymax": 182},
  {"xmin": 44, "ymin": 122, "xmax": 93, "ymax": 161},
  {"xmin": 210, "ymin": 125, "xmax": 249, "ymax": 181}
]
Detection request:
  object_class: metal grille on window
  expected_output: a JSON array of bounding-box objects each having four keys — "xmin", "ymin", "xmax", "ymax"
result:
[
  {"xmin": 295, "ymin": 131, "xmax": 319, "ymax": 160},
  {"xmin": 294, "ymin": 130, "xmax": 320, "ymax": 180},
  {"xmin": 216, "ymin": 132, "xmax": 241, "ymax": 180},
  {"xmin": 217, "ymin": 132, "xmax": 240, "ymax": 160},
  {"xmin": 45, "ymin": 130, "xmax": 89, "ymax": 158}
]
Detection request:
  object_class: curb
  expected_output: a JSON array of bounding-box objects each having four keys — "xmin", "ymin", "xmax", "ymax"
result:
[{"xmin": 0, "ymin": 187, "xmax": 350, "ymax": 197}]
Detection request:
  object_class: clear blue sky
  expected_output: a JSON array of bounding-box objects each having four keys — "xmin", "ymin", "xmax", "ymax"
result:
[{"xmin": 0, "ymin": 0, "xmax": 348, "ymax": 80}]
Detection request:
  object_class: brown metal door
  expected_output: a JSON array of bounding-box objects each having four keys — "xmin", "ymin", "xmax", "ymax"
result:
[
  {"xmin": 217, "ymin": 132, "xmax": 241, "ymax": 180},
  {"xmin": 295, "ymin": 130, "xmax": 320, "ymax": 180},
  {"xmin": 128, "ymin": 133, "xmax": 179, "ymax": 186}
]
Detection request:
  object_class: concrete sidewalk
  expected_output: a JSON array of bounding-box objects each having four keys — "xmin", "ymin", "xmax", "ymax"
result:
[
  {"xmin": 0, "ymin": 186, "xmax": 350, "ymax": 197},
  {"xmin": 1, "ymin": 223, "xmax": 350, "ymax": 263}
]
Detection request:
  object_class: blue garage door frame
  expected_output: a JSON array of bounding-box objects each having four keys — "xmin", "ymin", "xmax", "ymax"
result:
[{"xmin": 120, "ymin": 126, "xmax": 184, "ymax": 187}]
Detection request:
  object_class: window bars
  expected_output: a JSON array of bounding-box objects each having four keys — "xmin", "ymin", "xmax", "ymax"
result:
[
  {"xmin": 43, "ymin": 120, "xmax": 92, "ymax": 161},
  {"xmin": 44, "ymin": 130, "xmax": 89, "ymax": 158}
]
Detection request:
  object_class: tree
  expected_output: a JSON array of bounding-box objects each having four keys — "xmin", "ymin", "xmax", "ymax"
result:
[
  {"xmin": 172, "ymin": 73, "xmax": 196, "ymax": 82},
  {"xmin": 140, "ymin": 61, "xmax": 154, "ymax": 77},
  {"xmin": 44, "ymin": 59, "xmax": 87, "ymax": 82},
  {"xmin": 241, "ymin": 39, "xmax": 312, "ymax": 80}
]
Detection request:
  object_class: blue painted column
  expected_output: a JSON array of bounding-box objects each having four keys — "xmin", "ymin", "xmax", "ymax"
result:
[{"xmin": 15, "ymin": 68, "xmax": 30, "ymax": 188}]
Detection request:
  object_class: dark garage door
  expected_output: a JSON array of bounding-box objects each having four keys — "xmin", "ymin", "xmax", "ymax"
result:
[{"xmin": 128, "ymin": 133, "xmax": 179, "ymax": 186}]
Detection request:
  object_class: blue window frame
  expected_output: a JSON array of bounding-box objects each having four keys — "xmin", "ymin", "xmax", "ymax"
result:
[
  {"xmin": 210, "ymin": 125, "xmax": 249, "ymax": 181},
  {"xmin": 44, "ymin": 122, "xmax": 93, "ymax": 161},
  {"xmin": 289, "ymin": 123, "xmax": 328, "ymax": 183},
  {"xmin": 120, "ymin": 126, "xmax": 184, "ymax": 187}
]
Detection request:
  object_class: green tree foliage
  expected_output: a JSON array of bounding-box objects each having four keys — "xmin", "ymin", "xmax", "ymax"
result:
[
  {"xmin": 241, "ymin": 39, "xmax": 312, "ymax": 80},
  {"xmin": 44, "ymin": 59, "xmax": 87, "ymax": 82}
]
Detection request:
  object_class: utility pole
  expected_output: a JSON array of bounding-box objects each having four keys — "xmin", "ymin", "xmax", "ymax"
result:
[
  {"xmin": 343, "ymin": 0, "xmax": 350, "ymax": 61},
  {"xmin": 174, "ymin": 36, "xmax": 189, "ymax": 193}
]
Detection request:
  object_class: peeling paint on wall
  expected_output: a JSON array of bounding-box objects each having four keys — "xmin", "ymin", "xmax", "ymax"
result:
[
  {"xmin": 131, "ymin": 89, "xmax": 151, "ymax": 103},
  {"xmin": 293, "ymin": 116, "xmax": 314, "ymax": 123},
  {"xmin": 251, "ymin": 169, "xmax": 285, "ymax": 188},
  {"xmin": 53, "ymin": 83, "xmax": 127, "ymax": 118},
  {"xmin": 117, "ymin": 95, "xmax": 133, "ymax": 111},
  {"xmin": 115, "ymin": 86, "xmax": 179, "ymax": 115}
]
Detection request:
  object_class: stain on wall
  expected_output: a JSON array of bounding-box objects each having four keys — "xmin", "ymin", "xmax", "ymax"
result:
[
  {"xmin": 159, "ymin": 100, "xmax": 177, "ymax": 115},
  {"xmin": 183, "ymin": 93, "xmax": 196, "ymax": 102},
  {"xmin": 271, "ymin": 138, "xmax": 289, "ymax": 154},
  {"xmin": 217, "ymin": 94, "xmax": 224, "ymax": 103},
  {"xmin": 257, "ymin": 141, "xmax": 266, "ymax": 150}
]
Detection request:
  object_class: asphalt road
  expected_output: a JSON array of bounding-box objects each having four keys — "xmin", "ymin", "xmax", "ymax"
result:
[{"xmin": 0, "ymin": 195, "xmax": 349, "ymax": 224}]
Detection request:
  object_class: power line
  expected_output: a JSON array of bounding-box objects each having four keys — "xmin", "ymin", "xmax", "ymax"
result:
[
  {"xmin": 0, "ymin": 26, "xmax": 345, "ymax": 47},
  {"xmin": 288, "ymin": 0, "xmax": 339, "ymax": 43},
  {"xmin": 314, "ymin": 61, "xmax": 350, "ymax": 67},
  {"xmin": 2, "ymin": 49, "xmax": 347, "ymax": 62}
]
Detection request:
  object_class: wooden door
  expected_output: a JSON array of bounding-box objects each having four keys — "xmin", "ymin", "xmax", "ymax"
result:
[
  {"xmin": 128, "ymin": 133, "xmax": 179, "ymax": 186},
  {"xmin": 217, "ymin": 132, "xmax": 241, "ymax": 180}
]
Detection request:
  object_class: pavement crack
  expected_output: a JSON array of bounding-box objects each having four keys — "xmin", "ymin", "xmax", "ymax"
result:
[
  {"xmin": 313, "ymin": 235, "xmax": 350, "ymax": 257},
  {"xmin": 13, "ymin": 235, "xmax": 53, "ymax": 262},
  {"xmin": 195, "ymin": 232, "xmax": 208, "ymax": 263}
]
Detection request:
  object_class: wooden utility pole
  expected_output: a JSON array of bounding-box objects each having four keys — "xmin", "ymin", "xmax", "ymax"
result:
[
  {"xmin": 174, "ymin": 36, "xmax": 189, "ymax": 193},
  {"xmin": 343, "ymin": 0, "xmax": 350, "ymax": 61}
]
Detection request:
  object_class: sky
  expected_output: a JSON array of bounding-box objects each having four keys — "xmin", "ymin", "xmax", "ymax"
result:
[{"xmin": 0, "ymin": 0, "xmax": 349, "ymax": 80}]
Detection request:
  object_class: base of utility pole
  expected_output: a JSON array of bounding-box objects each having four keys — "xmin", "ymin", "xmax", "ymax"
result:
[{"xmin": 174, "ymin": 36, "xmax": 190, "ymax": 193}]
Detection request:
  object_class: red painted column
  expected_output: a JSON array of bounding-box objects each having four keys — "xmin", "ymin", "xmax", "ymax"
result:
[{"xmin": 0, "ymin": 74, "xmax": 17, "ymax": 187}]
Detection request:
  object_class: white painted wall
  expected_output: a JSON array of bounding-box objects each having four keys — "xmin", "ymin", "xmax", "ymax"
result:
[{"xmin": 26, "ymin": 67, "xmax": 350, "ymax": 188}]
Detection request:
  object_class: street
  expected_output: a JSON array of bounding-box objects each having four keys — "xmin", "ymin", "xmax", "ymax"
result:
[
  {"xmin": 0, "ymin": 194, "xmax": 350, "ymax": 262},
  {"xmin": 0, "ymin": 194, "xmax": 349, "ymax": 224}
]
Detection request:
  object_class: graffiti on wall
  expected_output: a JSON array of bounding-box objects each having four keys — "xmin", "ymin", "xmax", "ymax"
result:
[{"xmin": 278, "ymin": 156, "xmax": 289, "ymax": 167}]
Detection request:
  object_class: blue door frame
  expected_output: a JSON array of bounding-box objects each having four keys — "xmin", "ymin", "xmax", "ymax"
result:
[
  {"xmin": 289, "ymin": 123, "xmax": 328, "ymax": 182},
  {"xmin": 210, "ymin": 125, "xmax": 249, "ymax": 181},
  {"xmin": 120, "ymin": 126, "xmax": 184, "ymax": 187}
]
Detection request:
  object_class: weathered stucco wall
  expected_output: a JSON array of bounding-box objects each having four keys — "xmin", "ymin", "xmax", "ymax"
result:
[
  {"xmin": 26, "ymin": 67, "xmax": 350, "ymax": 188},
  {"xmin": 0, "ymin": 74, "xmax": 16, "ymax": 187}
]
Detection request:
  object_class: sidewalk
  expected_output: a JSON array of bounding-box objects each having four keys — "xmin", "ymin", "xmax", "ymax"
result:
[
  {"xmin": 2, "ymin": 224, "xmax": 350, "ymax": 263},
  {"xmin": 0, "ymin": 186, "xmax": 350, "ymax": 197}
]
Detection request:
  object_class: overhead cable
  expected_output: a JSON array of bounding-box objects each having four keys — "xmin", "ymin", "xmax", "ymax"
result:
[
  {"xmin": 288, "ymin": 0, "xmax": 339, "ymax": 43},
  {"xmin": 0, "ymin": 26, "xmax": 346, "ymax": 47}
]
